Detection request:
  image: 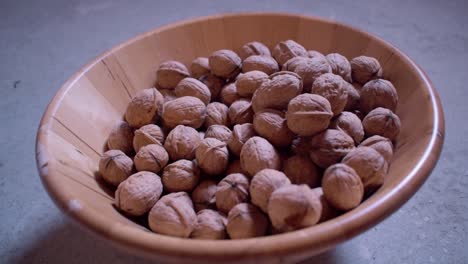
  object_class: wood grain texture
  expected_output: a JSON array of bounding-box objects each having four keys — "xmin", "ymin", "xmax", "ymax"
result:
[{"xmin": 35, "ymin": 13, "xmax": 445, "ymax": 263}]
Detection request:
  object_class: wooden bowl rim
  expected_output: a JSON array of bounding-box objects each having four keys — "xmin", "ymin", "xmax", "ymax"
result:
[{"xmin": 36, "ymin": 12, "xmax": 445, "ymax": 260}]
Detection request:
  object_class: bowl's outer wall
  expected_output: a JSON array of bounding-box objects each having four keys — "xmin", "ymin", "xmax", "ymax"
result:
[{"xmin": 36, "ymin": 13, "xmax": 444, "ymax": 263}]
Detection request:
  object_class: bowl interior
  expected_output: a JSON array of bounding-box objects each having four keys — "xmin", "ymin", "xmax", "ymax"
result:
[{"xmin": 36, "ymin": 13, "xmax": 443, "ymax": 263}]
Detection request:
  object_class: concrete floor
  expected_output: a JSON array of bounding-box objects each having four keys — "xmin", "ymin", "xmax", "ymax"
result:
[{"xmin": 1, "ymin": 0, "xmax": 467, "ymax": 263}]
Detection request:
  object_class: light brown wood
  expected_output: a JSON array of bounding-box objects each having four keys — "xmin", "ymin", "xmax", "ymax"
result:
[{"xmin": 36, "ymin": 13, "xmax": 445, "ymax": 263}]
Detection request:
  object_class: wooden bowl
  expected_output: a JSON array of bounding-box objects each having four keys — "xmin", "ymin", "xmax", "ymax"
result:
[{"xmin": 35, "ymin": 13, "xmax": 444, "ymax": 263}]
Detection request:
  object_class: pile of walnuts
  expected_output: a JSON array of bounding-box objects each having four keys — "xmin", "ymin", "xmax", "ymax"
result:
[{"xmin": 99, "ymin": 40, "xmax": 401, "ymax": 239}]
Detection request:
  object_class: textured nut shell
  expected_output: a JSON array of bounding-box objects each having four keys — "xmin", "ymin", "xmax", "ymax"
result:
[
  {"xmin": 250, "ymin": 169, "xmax": 291, "ymax": 212},
  {"xmin": 290, "ymin": 136, "xmax": 312, "ymax": 156},
  {"xmin": 191, "ymin": 209, "xmax": 227, "ymax": 240},
  {"xmin": 322, "ymin": 164, "xmax": 364, "ymax": 211},
  {"xmin": 359, "ymin": 135, "xmax": 394, "ymax": 163},
  {"xmin": 191, "ymin": 57, "xmax": 210, "ymax": 79},
  {"xmin": 360, "ymin": 79, "xmax": 398, "ymax": 113},
  {"xmin": 272, "ymin": 40, "xmax": 308, "ymax": 66},
  {"xmin": 205, "ymin": 125, "xmax": 232, "ymax": 143},
  {"xmin": 162, "ymin": 96, "xmax": 206, "ymax": 129},
  {"xmin": 286, "ymin": 94, "xmax": 333, "ymax": 136},
  {"xmin": 226, "ymin": 160, "xmax": 246, "ymax": 175},
  {"xmin": 236, "ymin": 70, "xmax": 268, "ymax": 97},
  {"xmin": 342, "ymin": 147, "xmax": 387, "ymax": 191},
  {"xmin": 240, "ymin": 136, "xmax": 282, "ymax": 176},
  {"xmin": 196, "ymin": 138, "xmax": 229, "ymax": 175},
  {"xmin": 133, "ymin": 124, "xmax": 164, "ymax": 152},
  {"xmin": 267, "ymin": 184, "xmax": 322, "ymax": 232},
  {"xmin": 191, "ymin": 180, "xmax": 218, "ymax": 212},
  {"xmin": 326, "ymin": 53, "xmax": 352, "ymax": 82},
  {"xmin": 350, "ymin": 56, "xmax": 383, "ymax": 84},
  {"xmin": 134, "ymin": 144, "xmax": 169, "ymax": 173},
  {"xmin": 156, "ymin": 61, "xmax": 190, "ymax": 89},
  {"xmin": 219, "ymin": 83, "xmax": 241, "ymax": 106},
  {"xmin": 164, "ymin": 125, "xmax": 201, "ymax": 160},
  {"xmin": 107, "ymin": 120, "xmax": 134, "ymax": 155},
  {"xmin": 205, "ymin": 102, "xmax": 230, "ymax": 128},
  {"xmin": 307, "ymin": 50, "xmax": 326, "ymax": 60},
  {"xmin": 311, "ymin": 73, "xmax": 348, "ymax": 116},
  {"xmin": 148, "ymin": 192, "xmax": 196, "ymax": 238},
  {"xmin": 228, "ymin": 123, "xmax": 256, "ymax": 156},
  {"xmin": 242, "ymin": 55, "xmax": 279, "ymax": 75},
  {"xmin": 98, "ymin": 150, "xmax": 133, "ymax": 186},
  {"xmin": 215, "ymin": 173, "xmax": 250, "ymax": 213},
  {"xmin": 125, "ymin": 88, "xmax": 164, "ymax": 128},
  {"xmin": 309, "ymin": 129, "xmax": 355, "ymax": 168},
  {"xmin": 283, "ymin": 155, "xmax": 321, "ymax": 188},
  {"xmin": 159, "ymin": 88, "xmax": 177, "ymax": 103},
  {"xmin": 209, "ymin": 49, "xmax": 242, "ymax": 79},
  {"xmin": 287, "ymin": 57, "xmax": 332, "ymax": 91},
  {"xmin": 227, "ymin": 203, "xmax": 268, "ymax": 239},
  {"xmin": 239, "ymin": 41, "xmax": 271, "ymax": 60},
  {"xmin": 362, "ymin": 107, "xmax": 401, "ymax": 141},
  {"xmin": 115, "ymin": 171, "xmax": 163, "ymax": 216},
  {"xmin": 343, "ymin": 81, "xmax": 361, "ymax": 111},
  {"xmin": 175, "ymin": 77, "xmax": 211, "ymax": 105},
  {"xmin": 228, "ymin": 99, "xmax": 254, "ymax": 125},
  {"xmin": 312, "ymin": 187, "xmax": 339, "ymax": 223},
  {"xmin": 162, "ymin": 159, "xmax": 200, "ymax": 192},
  {"xmin": 199, "ymin": 74, "xmax": 225, "ymax": 101},
  {"xmin": 330, "ymin": 111, "xmax": 365, "ymax": 144},
  {"xmin": 253, "ymin": 109, "xmax": 294, "ymax": 148}
]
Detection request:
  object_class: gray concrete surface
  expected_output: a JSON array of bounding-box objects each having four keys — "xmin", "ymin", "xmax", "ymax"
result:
[{"xmin": 1, "ymin": 0, "xmax": 467, "ymax": 263}]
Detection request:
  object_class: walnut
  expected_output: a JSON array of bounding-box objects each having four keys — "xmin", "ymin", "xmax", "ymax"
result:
[
  {"xmin": 249, "ymin": 169, "xmax": 291, "ymax": 212},
  {"xmin": 115, "ymin": 171, "xmax": 163, "ymax": 216},
  {"xmin": 215, "ymin": 173, "xmax": 250, "ymax": 213},
  {"xmin": 283, "ymin": 155, "xmax": 320, "ymax": 188},
  {"xmin": 267, "ymin": 184, "xmax": 322, "ymax": 232},
  {"xmin": 330, "ymin": 111, "xmax": 364, "ymax": 144},
  {"xmin": 350, "ymin": 56, "xmax": 383, "ymax": 84},
  {"xmin": 133, "ymin": 124, "xmax": 164, "ymax": 152},
  {"xmin": 311, "ymin": 187, "xmax": 339, "ymax": 223},
  {"xmin": 162, "ymin": 96, "xmax": 206, "ymax": 129},
  {"xmin": 242, "ymin": 55, "xmax": 279, "ymax": 75},
  {"xmin": 219, "ymin": 83, "xmax": 241, "ymax": 106},
  {"xmin": 359, "ymin": 135, "xmax": 394, "ymax": 163},
  {"xmin": 227, "ymin": 203, "xmax": 268, "ymax": 239},
  {"xmin": 192, "ymin": 180, "xmax": 218, "ymax": 212},
  {"xmin": 199, "ymin": 74, "xmax": 225, "ymax": 101},
  {"xmin": 343, "ymin": 81, "xmax": 361, "ymax": 111},
  {"xmin": 162, "ymin": 159, "xmax": 200, "ymax": 192},
  {"xmin": 326, "ymin": 53, "xmax": 352, "ymax": 82},
  {"xmin": 284, "ymin": 56, "xmax": 332, "ymax": 91},
  {"xmin": 239, "ymin": 41, "xmax": 271, "ymax": 60},
  {"xmin": 362, "ymin": 107, "xmax": 401, "ymax": 141},
  {"xmin": 253, "ymin": 109, "xmax": 294, "ymax": 148},
  {"xmin": 156, "ymin": 61, "xmax": 190, "ymax": 89},
  {"xmin": 148, "ymin": 192, "xmax": 197, "ymax": 238},
  {"xmin": 322, "ymin": 164, "xmax": 364, "ymax": 211},
  {"xmin": 134, "ymin": 144, "xmax": 169, "ymax": 173},
  {"xmin": 204, "ymin": 103, "xmax": 229, "ymax": 129},
  {"xmin": 164, "ymin": 125, "xmax": 201, "ymax": 160},
  {"xmin": 107, "ymin": 120, "xmax": 134, "ymax": 155},
  {"xmin": 309, "ymin": 129, "xmax": 355, "ymax": 168},
  {"xmin": 342, "ymin": 146, "xmax": 387, "ymax": 192},
  {"xmin": 290, "ymin": 136, "xmax": 312, "ymax": 156},
  {"xmin": 198, "ymin": 131, "xmax": 205, "ymax": 140},
  {"xmin": 159, "ymin": 88, "xmax": 177, "ymax": 103},
  {"xmin": 311, "ymin": 73, "xmax": 348, "ymax": 116},
  {"xmin": 360, "ymin": 79, "xmax": 398, "ymax": 113},
  {"xmin": 209, "ymin": 49, "xmax": 242, "ymax": 79},
  {"xmin": 228, "ymin": 123, "xmax": 256, "ymax": 156},
  {"xmin": 236, "ymin": 70, "xmax": 268, "ymax": 97},
  {"xmin": 226, "ymin": 159, "xmax": 246, "ymax": 175},
  {"xmin": 174, "ymin": 77, "xmax": 211, "ymax": 105},
  {"xmin": 272, "ymin": 40, "xmax": 308, "ymax": 66},
  {"xmin": 125, "ymin": 88, "xmax": 164, "ymax": 128},
  {"xmin": 196, "ymin": 138, "xmax": 229, "ymax": 175},
  {"xmin": 307, "ymin": 50, "xmax": 326, "ymax": 60},
  {"xmin": 285, "ymin": 94, "xmax": 333, "ymax": 136},
  {"xmin": 205, "ymin": 125, "xmax": 232, "ymax": 143},
  {"xmin": 191, "ymin": 57, "xmax": 210, "ymax": 79},
  {"xmin": 240, "ymin": 136, "xmax": 282, "ymax": 176},
  {"xmin": 98, "ymin": 150, "xmax": 133, "ymax": 186},
  {"xmin": 191, "ymin": 209, "xmax": 227, "ymax": 240},
  {"xmin": 228, "ymin": 99, "xmax": 254, "ymax": 125},
  {"xmin": 251, "ymin": 71, "xmax": 303, "ymax": 112}
]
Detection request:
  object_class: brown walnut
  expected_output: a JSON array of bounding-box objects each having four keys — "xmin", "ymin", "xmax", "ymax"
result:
[
  {"xmin": 215, "ymin": 173, "xmax": 250, "ymax": 213},
  {"xmin": 242, "ymin": 55, "xmax": 279, "ymax": 75},
  {"xmin": 322, "ymin": 164, "xmax": 364, "ymax": 211},
  {"xmin": 98, "ymin": 150, "xmax": 133, "ymax": 186},
  {"xmin": 350, "ymin": 56, "xmax": 383, "ymax": 84},
  {"xmin": 330, "ymin": 111, "xmax": 365, "ymax": 144},
  {"xmin": 162, "ymin": 159, "xmax": 200, "ymax": 192},
  {"xmin": 239, "ymin": 41, "xmax": 271, "ymax": 60},
  {"xmin": 253, "ymin": 109, "xmax": 294, "ymax": 148},
  {"xmin": 196, "ymin": 138, "xmax": 229, "ymax": 175},
  {"xmin": 228, "ymin": 99, "xmax": 254, "ymax": 125},
  {"xmin": 227, "ymin": 203, "xmax": 268, "ymax": 239},
  {"xmin": 309, "ymin": 129, "xmax": 355, "ymax": 168},
  {"xmin": 191, "ymin": 57, "xmax": 210, "ymax": 79},
  {"xmin": 209, "ymin": 49, "xmax": 242, "ymax": 79},
  {"xmin": 362, "ymin": 107, "xmax": 401, "ymax": 141},
  {"xmin": 326, "ymin": 53, "xmax": 352, "ymax": 82},
  {"xmin": 204, "ymin": 102, "xmax": 230, "ymax": 128},
  {"xmin": 133, "ymin": 124, "xmax": 164, "ymax": 152},
  {"xmin": 360, "ymin": 79, "xmax": 398, "ymax": 113},
  {"xmin": 134, "ymin": 144, "xmax": 169, "ymax": 174},
  {"xmin": 228, "ymin": 123, "xmax": 256, "ymax": 156},
  {"xmin": 125, "ymin": 88, "xmax": 164, "ymax": 128},
  {"xmin": 162, "ymin": 96, "xmax": 206, "ymax": 129},
  {"xmin": 191, "ymin": 209, "xmax": 227, "ymax": 240},
  {"xmin": 359, "ymin": 135, "xmax": 394, "ymax": 163},
  {"xmin": 311, "ymin": 73, "xmax": 348, "ymax": 116},
  {"xmin": 174, "ymin": 77, "xmax": 211, "ymax": 105},
  {"xmin": 236, "ymin": 70, "xmax": 268, "ymax": 97},
  {"xmin": 272, "ymin": 40, "xmax": 308, "ymax": 66},
  {"xmin": 286, "ymin": 94, "xmax": 333, "ymax": 136},
  {"xmin": 240, "ymin": 136, "xmax": 282, "ymax": 176},
  {"xmin": 283, "ymin": 155, "xmax": 321, "ymax": 188},
  {"xmin": 156, "ymin": 61, "xmax": 190, "ymax": 89},
  {"xmin": 164, "ymin": 125, "xmax": 201, "ymax": 160},
  {"xmin": 249, "ymin": 169, "xmax": 291, "ymax": 212},
  {"xmin": 107, "ymin": 120, "xmax": 134, "ymax": 155},
  {"xmin": 191, "ymin": 180, "xmax": 218, "ymax": 212}
]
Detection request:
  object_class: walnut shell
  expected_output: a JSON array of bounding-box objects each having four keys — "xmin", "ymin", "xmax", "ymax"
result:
[
  {"xmin": 209, "ymin": 49, "xmax": 242, "ymax": 79},
  {"xmin": 286, "ymin": 94, "xmax": 333, "ymax": 136},
  {"xmin": 125, "ymin": 88, "xmax": 164, "ymax": 128},
  {"xmin": 191, "ymin": 209, "xmax": 227, "ymax": 240},
  {"xmin": 307, "ymin": 50, "xmax": 326, "ymax": 60},
  {"xmin": 253, "ymin": 109, "xmax": 294, "ymax": 148},
  {"xmin": 250, "ymin": 169, "xmax": 291, "ymax": 212},
  {"xmin": 98, "ymin": 150, "xmax": 133, "ymax": 186},
  {"xmin": 219, "ymin": 83, "xmax": 241, "ymax": 106},
  {"xmin": 175, "ymin": 77, "xmax": 211, "ymax": 105},
  {"xmin": 312, "ymin": 187, "xmax": 339, "ymax": 223},
  {"xmin": 350, "ymin": 56, "xmax": 383, "ymax": 84},
  {"xmin": 133, "ymin": 124, "xmax": 164, "ymax": 152},
  {"xmin": 199, "ymin": 74, "xmax": 225, "ymax": 101},
  {"xmin": 204, "ymin": 102, "xmax": 230, "ymax": 128},
  {"xmin": 343, "ymin": 81, "xmax": 361, "ymax": 111},
  {"xmin": 283, "ymin": 155, "xmax": 321, "ymax": 188},
  {"xmin": 322, "ymin": 164, "xmax": 364, "ymax": 211},
  {"xmin": 285, "ymin": 56, "xmax": 332, "ymax": 91},
  {"xmin": 115, "ymin": 171, "xmax": 163, "ymax": 216},
  {"xmin": 148, "ymin": 192, "xmax": 196, "ymax": 238},
  {"xmin": 236, "ymin": 70, "xmax": 269, "ymax": 97},
  {"xmin": 191, "ymin": 57, "xmax": 210, "ymax": 79},
  {"xmin": 162, "ymin": 159, "xmax": 200, "ymax": 192},
  {"xmin": 215, "ymin": 173, "xmax": 250, "ymax": 213},
  {"xmin": 227, "ymin": 203, "xmax": 268, "ymax": 239},
  {"xmin": 205, "ymin": 125, "xmax": 232, "ymax": 143},
  {"xmin": 309, "ymin": 129, "xmax": 355, "ymax": 168},
  {"xmin": 228, "ymin": 99, "xmax": 254, "ymax": 125},
  {"xmin": 226, "ymin": 159, "xmax": 247, "ymax": 175},
  {"xmin": 134, "ymin": 144, "xmax": 169, "ymax": 173},
  {"xmin": 359, "ymin": 135, "xmax": 394, "ymax": 163},
  {"xmin": 162, "ymin": 96, "xmax": 206, "ymax": 129},
  {"xmin": 239, "ymin": 41, "xmax": 271, "ymax": 60},
  {"xmin": 290, "ymin": 136, "xmax": 312, "ymax": 156},
  {"xmin": 156, "ymin": 61, "xmax": 190, "ymax": 89},
  {"xmin": 326, "ymin": 53, "xmax": 352, "ymax": 82},
  {"xmin": 240, "ymin": 136, "xmax": 282, "ymax": 176},
  {"xmin": 330, "ymin": 111, "xmax": 365, "ymax": 144},
  {"xmin": 242, "ymin": 55, "xmax": 279, "ymax": 75},
  {"xmin": 192, "ymin": 180, "xmax": 218, "ymax": 212},
  {"xmin": 196, "ymin": 138, "xmax": 229, "ymax": 175},
  {"xmin": 272, "ymin": 40, "xmax": 308, "ymax": 66},
  {"xmin": 362, "ymin": 107, "xmax": 401, "ymax": 141},
  {"xmin": 228, "ymin": 123, "xmax": 256, "ymax": 156},
  {"xmin": 107, "ymin": 120, "xmax": 134, "ymax": 155},
  {"xmin": 360, "ymin": 79, "xmax": 398, "ymax": 113},
  {"xmin": 159, "ymin": 88, "xmax": 177, "ymax": 103},
  {"xmin": 267, "ymin": 184, "xmax": 322, "ymax": 232},
  {"xmin": 164, "ymin": 125, "xmax": 201, "ymax": 160},
  {"xmin": 311, "ymin": 73, "xmax": 348, "ymax": 116}
]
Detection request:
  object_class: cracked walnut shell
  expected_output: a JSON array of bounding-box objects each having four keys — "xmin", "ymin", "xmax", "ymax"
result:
[
  {"xmin": 311, "ymin": 73, "xmax": 348, "ymax": 116},
  {"xmin": 215, "ymin": 173, "xmax": 250, "ymax": 213},
  {"xmin": 350, "ymin": 56, "xmax": 383, "ymax": 84},
  {"xmin": 362, "ymin": 107, "xmax": 401, "ymax": 141},
  {"xmin": 133, "ymin": 124, "xmax": 164, "ymax": 152},
  {"xmin": 164, "ymin": 125, "xmax": 201, "ymax": 161},
  {"xmin": 249, "ymin": 169, "xmax": 291, "ymax": 212},
  {"xmin": 196, "ymin": 138, "xmax": 229, "ymax": 175},
  {"xmin": 107, "ymin": 120, "xmax": 134, "ymax": 155},
  {"xmin": 162, "ymin": 159, "xmax": 200, "ymax": 192},
  {"xmin": 162, "ymin": 96, "xmax": 206, "ymax": 129},
  {"xmin": 134, "ymin": 144, "xmax": 169, "ymax": 174},
  {"xmin": 125, "ymin": 88, "xmax": 164, "ymax": 128},
  {"xmin": 209, "ymin": 49, "xmax": 242, "ymax": 79},
  {"xmin": 227, "ymin": 203, "xmax": 268, "ymax": 239},
  {"xmin": 253, "ymin": 109, "xmax": 295, "ymax": 148},
  {"xmin": 156, "ymin": 60, "xmax": 190, "ymax": 89},
  {"xmin": 98, "ymin": 150, "xmax": 133, "ymax": 186},
  {"xmin": 322, "ymin": 164, "xmax": 364, "ymax": 211},
  {"xmin": 309, "ymin": 129, "xmax": 355, "ymax": 168},
  {"xmin": 286, "ymin": 94, "xmax": 333, "ymax": 136},
  {"xmin": 240, "ymin": 136, "xmax": 282, "ymax": 176},
  {"xmin": 175, "ymin": 77, "xmax": 211, "ymax": 105}
]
